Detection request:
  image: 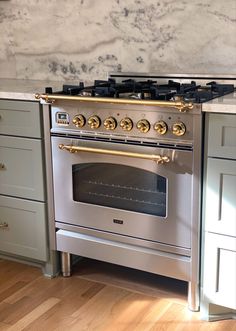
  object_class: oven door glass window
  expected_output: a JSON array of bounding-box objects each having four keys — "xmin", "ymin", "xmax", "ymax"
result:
[{"xmin": 72, "ymin": 163, "xmax": 167, "ymax": 217}]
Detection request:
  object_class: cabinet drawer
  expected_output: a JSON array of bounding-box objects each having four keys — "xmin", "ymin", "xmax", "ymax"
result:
[
  {"xmin": 0, "ymin": 195, "xmax": 48, "ymax": 261},
  {"xmin": 203, "ymin": 232, "xmax": 236, "ymax": 310},
  {"xmin": 207, "ymin": 113, "xmax": 236, "ymax": 159},
  {"xmin": 0, "ymin": 136, "xmax": 45, "ymax": 201},
  {"xmin": 0, "ymin": 100, "xmax": 42, "ymax": 138},
  {"xmin": 205, "ymin": 158, "xmax": 236, "ymax": 236}
]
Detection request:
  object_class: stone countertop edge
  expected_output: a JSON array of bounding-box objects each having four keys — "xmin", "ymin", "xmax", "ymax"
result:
[
  {"xmin": 202, "ymin": 92, "xmax": 236, "ymax": 114},
  {"xmin": 0, "ymin": 78, "xmax": 236, "ymax": 114},
  {"xmin": 0, "ymin": 78, "xmax": 65, "ymax": 101}
]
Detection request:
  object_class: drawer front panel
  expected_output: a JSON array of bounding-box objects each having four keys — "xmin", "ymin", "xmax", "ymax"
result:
[
  {"xmin": 56, "ymin": 229, "xmax": 190, "ymax": 281},
  {"xmin": 203, "ymin": 232, "xmax": 236, "ymax": 310},
  {"xmin": 0, "ymin": 195, "xmax": 48, "ymax": 261},
  {"xmin": 205, "ymin": 158, "xmax": 236, "ymax": 237},
  {"xmin": 0, "ymin": 136, "xmax": 45, "ymax": 201},
  {"xmin": 0, "ymin": 100, "xmax": 42, "ymax": 138},
  {"xmin": 207, "ymin": 113, "xmax": 236, "ymax": 159}
]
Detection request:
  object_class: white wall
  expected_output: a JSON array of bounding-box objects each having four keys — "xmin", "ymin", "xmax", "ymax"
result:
[{"xmin": 0, "ymin": 0, "xmax": 235, "ymax": 82}]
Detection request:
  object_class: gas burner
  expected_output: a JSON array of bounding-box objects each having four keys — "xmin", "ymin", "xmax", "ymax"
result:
[{"xmin": 50, "ymin": 77, "xmax": 235, "ymax": 104}]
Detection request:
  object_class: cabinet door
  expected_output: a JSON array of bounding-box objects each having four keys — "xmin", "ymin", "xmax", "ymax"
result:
[
  {"xmin": 0, "ymin": 136, "xmax": 45, "ymax": 201},
  {"xmin": 205, "ymin": 158, "xmax": 236, "ymax": 237},
  {"xmin": 207, "ymin": 113, "xmax": 236, "ymax": 159},
  {"xmin": 0, "ymin": 100, "xmax": 42, "ymax": 138},
  {"xmin": 203, "ymin": 232, "xmax": 236, "ymax": 310},
  {"xmin": 0, "ymin": 195, "xmax": 48, "ymax": 261}
]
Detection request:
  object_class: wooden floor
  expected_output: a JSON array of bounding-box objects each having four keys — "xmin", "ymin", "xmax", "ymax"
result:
[{"xmin": 0, "ymin": 258, "xmax": 235, "ymax": 331}]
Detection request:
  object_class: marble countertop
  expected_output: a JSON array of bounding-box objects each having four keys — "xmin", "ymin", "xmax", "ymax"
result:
[
  {"xmin": 202, "ymin": 91, "xmax": 236, "ymax": 114},
  {"xmin": 0, "ymin": 78, "xmax": 236, "ymax": 114},
  {"xmin": 0, "ymin": 78, "xmax": 63, "ymax": 101}
]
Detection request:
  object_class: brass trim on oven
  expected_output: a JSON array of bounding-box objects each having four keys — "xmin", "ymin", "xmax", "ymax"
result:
[
  {"xmin": 58, "ymin": 144, "xmax": 170, "ymax": 164},
  {"xmin": 35, "ymin": 93, "xmax": 193, "ymax": 112}
]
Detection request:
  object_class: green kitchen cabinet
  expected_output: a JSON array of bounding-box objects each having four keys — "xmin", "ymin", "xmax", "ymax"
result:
[
  {"xmin": 201, "ymin": 113, "xmax": 236, "ymax": 321},
  {"xmin": 0, "ymin": 99, "xmax": 57, "ymax": 273},
  {"xmin": 0, "ymin": 195, "xmax": 47, "ymax": 261},
  {"xmin": 0, "ymin": 136, "xmax": 45, "ymax": 201},
  {"xmin": 0, "ymin": 99, "xmax": 42, "ymax": 138}
]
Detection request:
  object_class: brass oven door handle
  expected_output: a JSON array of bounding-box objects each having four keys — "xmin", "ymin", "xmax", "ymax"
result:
[{"xmin": 58, "ymin": 144, "xmax": 170, "ymax": 164}]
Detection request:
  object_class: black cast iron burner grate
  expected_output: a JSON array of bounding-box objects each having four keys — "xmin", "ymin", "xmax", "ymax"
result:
[{"xmin": 45, "ymin": 78, "xmax": 234, "ymax": 103}]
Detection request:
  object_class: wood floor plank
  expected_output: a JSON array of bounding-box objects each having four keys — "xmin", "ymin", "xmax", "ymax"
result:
[
  {"xmin": 0, "ymin": 302, "xmax": 11, "ymax": 322},
  {"xmin": 73, "ymin": 258, "xmax": 187, "ymax": 305},
  {"xmin": 21, "ymin": 281, "xmax": 106, "ymax": 331},
  {"xmin": 6, "ymin": 297, "xmax": 60, "ymax": 331},
  {"xmin": 4, "ymin": 276, "xmax": 62, "ymax": 304},
  {"xmin": 206, "ymin": 320, "xmax": 236, "ymax": 331},
  {"xmin": 0, "ymin": 260, "xmax": 40, "ymax": 283},
  {"xmin": 0, "ymin": 282, "xmax": 27, "ymax": 302},
  {"xmin": 124, "ymin": 299, "xmax": 173, "ymax": 331},
  {"xmin": 96, "ymin": 295, "xmax": 172, "ymax": 331},
  {"xmin": 70, "ymin": 287, "xmax": 181, "ymax": 331},
  {"xmin": 0, "ymin": 260, "xmax": 41, "ymax": 300},
  {"xmin": 150, "ymin": 302, "xmax": 202, "ymax": 331},
  {"xmin": 66, "ymin": 285, "xmax": 133, "ymax": 331},
  {"xmin": 1, "ymin": 296, "xmax": 46, "ymax": 325},
  {"xmin": 3, "ymin": 278, "xmax": 99, "ymax": 325},
  {"xmin": 0, "ymin": 322, "xmax": 10, "ymax": 331},
  {"xmin": 0, "ymin": 259, "xmax": 235, "ymax": 331}
]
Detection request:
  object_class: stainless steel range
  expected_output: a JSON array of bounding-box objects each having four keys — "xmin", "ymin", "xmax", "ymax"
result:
[{"xmin": 36, "ymin": 73, "xmax": 235, "ymax": 311}]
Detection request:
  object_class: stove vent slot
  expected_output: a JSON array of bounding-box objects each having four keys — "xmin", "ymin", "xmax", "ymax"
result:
[
  {"xmin": 175, "ymin": 144, "xmax": 193, "ymax": 151},
  {"xmin": 141, "ymin": 141, "xmax": 161, "ymax": 147},
  {"xmin": 158, "ymin": 143, "xmax": 176, "ymax": 148},
  {"xmin": 109, "ymin": 138, "xmax": 128, "ymax": 143}
]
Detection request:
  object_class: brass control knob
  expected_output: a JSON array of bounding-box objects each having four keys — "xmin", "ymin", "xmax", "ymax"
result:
[
  {"xmin": 154, "ymin": 121, "xmax": 168, "ymax": 135},
  {"xmin": 136, "ymin": 119, "xmax": 150, "ymax": 133},
  {"xmin": 103, "ymin": 117, "xmax": 117, "ymax": 130},
  {"xmin": 172, "ymin": 122, "xmax": 186, "ymax": 136},
  {"xmin": 88, "ymin": 115, "xmax": 101, "ymax": 129},
  {"xmin": 72, "ymin": 114, "xmax": 86, "ymax": 128},
  {"xmin": 120, "ymin": 117, "xmax": 133, "ymax": 131}
]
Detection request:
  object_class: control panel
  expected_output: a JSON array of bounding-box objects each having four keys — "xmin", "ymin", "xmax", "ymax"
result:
[
  {"xmin": 56, "ymin": 112, "xmax": 70, "ymax": 125},
  {"xmin": 53, "ymin": 106, "xmax": 193, "ymax": 142}
]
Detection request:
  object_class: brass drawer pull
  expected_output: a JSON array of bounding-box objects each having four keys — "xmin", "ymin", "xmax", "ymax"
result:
[
  {"xmin": 0, "ymin": 222, "xmax": 9, "ymax": 229},
  {"xmin": 0, "ymin": 163, "xmax": 6, "ymax": 170},
  {"xmin": 58, "ymin": 144, "xmax": 170, "ymax": 164}
]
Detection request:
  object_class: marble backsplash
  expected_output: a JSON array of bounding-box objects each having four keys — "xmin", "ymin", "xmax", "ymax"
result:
[{"xmin": 0, "ymin": 0, "xmax": 235, "ymax": 82}]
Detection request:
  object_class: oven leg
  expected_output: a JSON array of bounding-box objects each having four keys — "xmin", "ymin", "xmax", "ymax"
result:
[
  {"xmin": 61, "ymin": 252, "xmax": 71, "ymax": 277},
  {"xmin": 188, "ymin": 281, "xmax": 199, "ymax": 311}
]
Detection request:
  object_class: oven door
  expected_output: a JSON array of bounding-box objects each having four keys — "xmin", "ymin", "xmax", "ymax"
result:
[{"xmin": 51, "ymin": 136, "xmax": 193, "ymax": 249}]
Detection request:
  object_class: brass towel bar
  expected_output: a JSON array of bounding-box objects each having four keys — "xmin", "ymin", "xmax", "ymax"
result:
[{"xmin": 35, "ymin": 93, "xmax": 193, "ymax": 112}]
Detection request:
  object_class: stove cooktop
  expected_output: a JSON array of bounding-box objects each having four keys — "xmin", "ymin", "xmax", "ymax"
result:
[{"xmin": 46, "ymin": 78, "xmax": 235, "ymax": 104}]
